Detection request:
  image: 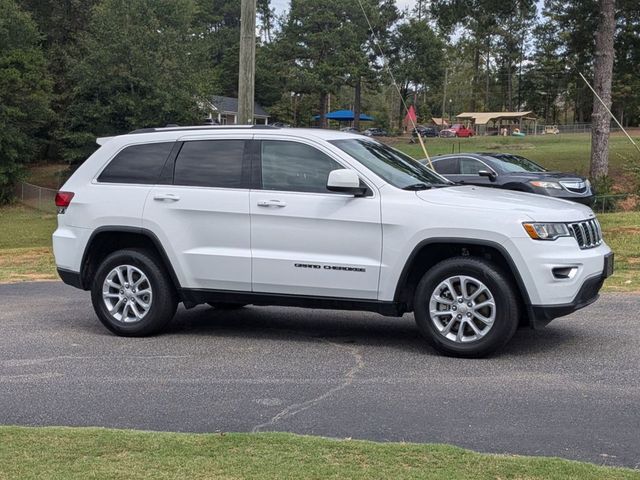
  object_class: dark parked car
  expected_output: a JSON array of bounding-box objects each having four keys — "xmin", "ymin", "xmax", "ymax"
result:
[
  {"xmin": 412, "ymin": 125, "xmax": 438, "ymax": 138},
  {"xmin": 423, "ymin": 152, "xmax": 595, "ymax": 205},
  {"xmin": 363, "ymin": 127, "xmax": 388, "ymax": 137}
]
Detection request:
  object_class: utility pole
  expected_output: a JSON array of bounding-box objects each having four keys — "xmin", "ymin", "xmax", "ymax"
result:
[
  {"xmin": 441, "ymin": 68, "xmax": 448, "ymax": 123},
  {"xmin": 238, "ymin": 0, "xmax": 256, "ymax": 125}
]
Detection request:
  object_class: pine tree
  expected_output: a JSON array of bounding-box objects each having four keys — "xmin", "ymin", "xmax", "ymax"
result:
[{"xmin": 0, "ymin": 0, "xmax": 52, "ymax": 203}]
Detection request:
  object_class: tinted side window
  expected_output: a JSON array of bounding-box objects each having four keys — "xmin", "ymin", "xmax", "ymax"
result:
[
  {"xmin": 174, "ymin": 140, "xmax": 246, "ymax": 188},
  {"xmin": 98, "ymin": 142, "xmax": 174, "ymax": 184},
  {"xmin": 459, "ymin": 158, "xmax": 486, "ymax": 175},
  {"xmin": 261, "ymin": 141, "xmax": 342, "ymax": 193},
  {"xmin": 433, "ymin": 157, "xmax": 459, "ymax": 174}
]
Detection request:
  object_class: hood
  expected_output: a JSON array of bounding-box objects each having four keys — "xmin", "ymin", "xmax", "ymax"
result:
[
  {"xmin": 416, "ymin": 185, "xmax": 594, "ymax": 222},
  {"xmin": 503, "ymin": 171, "xmax": 585, "ymax": 181}
]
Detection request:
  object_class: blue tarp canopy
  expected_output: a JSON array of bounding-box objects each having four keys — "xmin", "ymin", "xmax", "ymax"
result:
[{"xmin": 313, "ymin": 109, "xmax": 374, "ymax": 121}]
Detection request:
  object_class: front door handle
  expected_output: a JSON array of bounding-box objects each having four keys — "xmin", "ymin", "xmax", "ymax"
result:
[
  {"xmin": 153, "ymin": 193, "xmax": 181, "ymax": 202},
  {"xmin": 257, "ymin": 199, "xmax": 287, "ymax": 208}
]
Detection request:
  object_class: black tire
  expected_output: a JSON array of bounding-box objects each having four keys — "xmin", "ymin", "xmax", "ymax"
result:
[
  {"xmin": 413, "ymin": 256, "xmax": 519, "ymax": 358},
  {"xmin": 90, "ymin": 248, "xmax": 178, "ymax": 336},
  {"xmin": 207, "ymin": 302, "xmax": 247, "ymax": 310}
]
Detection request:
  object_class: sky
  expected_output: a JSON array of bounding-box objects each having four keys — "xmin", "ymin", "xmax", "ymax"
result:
[{"xmin": 271, "ymin": 0, "xmax": 417, "ymax": 16}]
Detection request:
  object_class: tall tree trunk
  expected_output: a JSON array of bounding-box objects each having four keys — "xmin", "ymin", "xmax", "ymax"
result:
[
  {"xmin": 507, "ymin": 62, "xmax": 513, "ymax": 111},
  {"xmin": 470, "ymin": 46, "xmax": 480, "ymax": 111},
  {"xmin": 577, "ymin": 86, "xmax": 585, "ymax": 123},
  {"xmin": 353, "ymin": 76, "xmax": 362, "ymax": 130},
  {"xmin": 399, "ymin": 82, "xmax": 408, "ymax": 130},
  {"xmin": 590, "ymin": 0, "xmax": 615, "ymax": 180},
  {"xmin": 485, "ymin": 36, "xmax": 491, "ymax": 109},
  {"xmin": 319, "ymin": 92, "xmax": 328, "ymax": 129}
]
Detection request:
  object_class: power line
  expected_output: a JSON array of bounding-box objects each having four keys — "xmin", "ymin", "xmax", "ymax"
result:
[{"xmin": 355, "ymin": 0, "xmax": 433, "ymax": 168}]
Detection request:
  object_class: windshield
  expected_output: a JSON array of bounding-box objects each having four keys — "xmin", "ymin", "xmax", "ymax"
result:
[
  {"xmin": 491, "ymin": 153, "xmax": 546, "ymax": 173},
  {"xmin": 331, "ymin": 139, "xmax": 450, "ymax": 189}
]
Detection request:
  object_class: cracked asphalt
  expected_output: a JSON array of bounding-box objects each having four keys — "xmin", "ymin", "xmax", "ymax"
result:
[{"xmin": 1, "ymin": 281, "xmax": 639, "ymax": 469}]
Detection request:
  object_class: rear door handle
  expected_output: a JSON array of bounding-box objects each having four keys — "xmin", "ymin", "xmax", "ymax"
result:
[
  {"xmin": 257, "ymin": 199, "xmax": 287, "ymax": 208},
  {"xmin": 153, "ymin": 193, "xmax": 180, "ymax": 202}
]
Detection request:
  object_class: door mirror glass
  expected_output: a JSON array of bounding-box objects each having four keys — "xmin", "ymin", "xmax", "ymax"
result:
[
  {"xmin": 326, "ymin": 169, "xmax": 367, "ymax": 196},
  {"xmin": 478, "ymin": 170, "xmax": 497, "ymax": 182}
]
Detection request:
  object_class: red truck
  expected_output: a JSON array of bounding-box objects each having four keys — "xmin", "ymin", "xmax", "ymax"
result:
[{"xmin": 442, "ymin": 124, "xmax": 474, "ymax": 138}]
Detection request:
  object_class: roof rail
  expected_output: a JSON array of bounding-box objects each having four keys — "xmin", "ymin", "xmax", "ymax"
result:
[{"xmin": 128, "ymin": 125, "xmax": 280, "ymax": 134}]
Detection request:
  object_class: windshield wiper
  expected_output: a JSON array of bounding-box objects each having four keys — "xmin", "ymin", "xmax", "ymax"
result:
[{"xmin": 402, "ymin": 183, "xmax": 432, "ymax": 190}]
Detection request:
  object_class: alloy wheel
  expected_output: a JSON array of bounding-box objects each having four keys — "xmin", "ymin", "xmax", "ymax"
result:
[
  {"xmin": 428, "ymin": 275, "xmax": 496, "ymax": 343},
  {"xmin": 102, "ymin": 265, "xmax": 153, "ymax": 323}
]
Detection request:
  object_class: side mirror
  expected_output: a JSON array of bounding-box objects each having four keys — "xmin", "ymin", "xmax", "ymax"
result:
[
  {"xmin": 478, "ymin": 170, "xmax": 497, "ymax": 182},
  {"xmin": 327, "ymin": 169, "xmax": 367, "ymax": 196}
]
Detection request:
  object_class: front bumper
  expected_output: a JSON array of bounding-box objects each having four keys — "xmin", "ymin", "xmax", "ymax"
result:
[{"xmin": 527, "ymin": 252, "xmax": 613, "ymax": 328}]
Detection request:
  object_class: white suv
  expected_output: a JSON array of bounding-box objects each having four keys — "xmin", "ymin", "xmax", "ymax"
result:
[{"xmin": 53, "ymin": 126, "xmax": 614, "ymax": 357}]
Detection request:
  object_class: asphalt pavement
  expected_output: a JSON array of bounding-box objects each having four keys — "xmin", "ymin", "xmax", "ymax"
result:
[{"xmin": 0, "ymin": 281, "xmax": 638, "ymax": 468}]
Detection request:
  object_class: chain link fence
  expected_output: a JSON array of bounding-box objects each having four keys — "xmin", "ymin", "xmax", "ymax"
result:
[
  {"xmin": 14, "ymin": 181, "xmax": 58, "ymax": 214},
  {"xmin": 532, "ymin": 123, "xmax": 624, "ymax": 136}
]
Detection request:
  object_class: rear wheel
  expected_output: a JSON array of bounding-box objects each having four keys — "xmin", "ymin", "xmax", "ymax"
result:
[
  {"xmin": 413, "ymin": 257, "xmax": 519, "ymax": 357},
  {"xmin": 91, "ymin": 248, "xmax": 177, "ymax": 336}
]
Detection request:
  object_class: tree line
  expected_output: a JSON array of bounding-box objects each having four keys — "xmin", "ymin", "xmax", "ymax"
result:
[{"xmin": 0, "ymin": 0, "xmax": 638, "ymax": 202}]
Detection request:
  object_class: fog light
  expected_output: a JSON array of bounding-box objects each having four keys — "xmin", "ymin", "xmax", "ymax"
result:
[{"xmin": 552, "ymin": 267, "xmax": 578, "ymax": 279}]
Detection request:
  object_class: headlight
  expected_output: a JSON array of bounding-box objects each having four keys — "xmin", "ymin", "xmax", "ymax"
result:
[
  {"xmin": 523, "ymin": 222, "xmax": 571, "ymax": 240},
  {"xmin": 530, "ymin": 180, "xmax": 562, "ymax": 189},
  {"xmin": 585, "ymin": 179, "xmax": 591, "ymax": 189}
]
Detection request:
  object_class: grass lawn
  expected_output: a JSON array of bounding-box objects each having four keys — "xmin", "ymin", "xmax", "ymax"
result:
[
  {"xmin": 393, "ymin": 132, "xmax": 640, "ymax": 180},
  {"xmin": 0, "ymin": 205, "xmax": 57, "ymax": 283},
  {"xmin": 597, "ymin": 212, "xmax": 640, "ymax": 292},
  {"xmin": 0, "ymin": 204, "xmax": 637, "ymax": 290},
  {"xmin": 27, "ymin": 132, "xmax": 640, "ymax": 190},
  {"xmin": 0, "ymin": 426, "xmax": 638, "ymax": 480}
]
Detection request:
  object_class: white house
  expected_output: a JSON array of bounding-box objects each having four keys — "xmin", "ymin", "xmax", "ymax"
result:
[{"xmin": 204, "ymin": 95, "xmax": 270, "ymax": 125}]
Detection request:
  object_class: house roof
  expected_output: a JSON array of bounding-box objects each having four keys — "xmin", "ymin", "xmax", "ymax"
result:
[
  {"xmin": 312, "ymin": 109, "xmax": 374, "ymax": 121},
  {"xmin": 431, "ymin": 117, "xmax": 449, "ymax": 126},
  {"xmin": 210, "ymin": 96, "xmax": 269, "ymax": 117},
  {"xmin": 456, "ymin": 111, "xmax": 535, "ymax": 125}
]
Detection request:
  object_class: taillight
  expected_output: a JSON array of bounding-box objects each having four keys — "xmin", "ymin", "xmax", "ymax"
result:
[{"xmin": 55, "ymin": 191, "xmax": 74, "ymax": 213}]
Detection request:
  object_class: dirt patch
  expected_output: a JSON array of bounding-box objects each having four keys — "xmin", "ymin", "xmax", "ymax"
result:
[
  {"xmin": 610, "ymin": 128, "xmax": 640, "ymax": 137},
  {"xmin": 481, "ymin": 142, "xmax": 535, "ymax": 151},
  {"xmin": 0, "ymin": 247, "xmax": 57, "ymax": 283},
  {"xmin": 606, "ymin": 226, "xmax": 640, "ymax": 234}
]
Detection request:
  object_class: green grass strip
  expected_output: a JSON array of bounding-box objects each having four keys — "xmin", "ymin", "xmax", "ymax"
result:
[{"xmin": 0, "ymin": 426, "xmax": 638, "ymax": 480}]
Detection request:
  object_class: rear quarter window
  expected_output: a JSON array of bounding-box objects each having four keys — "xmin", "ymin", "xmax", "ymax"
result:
[{"xmin": 98, "ymin": 142, "xmax": 174, "ymax": 184}]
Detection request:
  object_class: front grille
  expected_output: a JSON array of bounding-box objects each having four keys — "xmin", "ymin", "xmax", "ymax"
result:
[
  {"xmin": 560, "ymin": 181, "xmax": 587, "ymax": 193},
  {"xmin": 568, "ymin": 218, "xmax": 603, "ymax": 249}
]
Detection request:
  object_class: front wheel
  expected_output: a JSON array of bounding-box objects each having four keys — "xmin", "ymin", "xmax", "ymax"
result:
[
  {"xmin": 413, "ymin": 257, "xmax": 519, "ymax": 357},
  {"xmin": 91, "ymin": 248, "xmax": 178, "ymax": 336}
]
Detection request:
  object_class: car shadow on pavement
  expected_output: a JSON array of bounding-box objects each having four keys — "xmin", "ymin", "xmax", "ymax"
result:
[{"xmin": 161, "ymin": 305, "xmax": 580, "ymax": 358}]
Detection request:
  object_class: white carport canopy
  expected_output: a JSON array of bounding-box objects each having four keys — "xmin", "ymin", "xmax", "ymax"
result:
[{"xmin": 456, "ymin": 111, "xmax": 535, "ymax": 125}]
